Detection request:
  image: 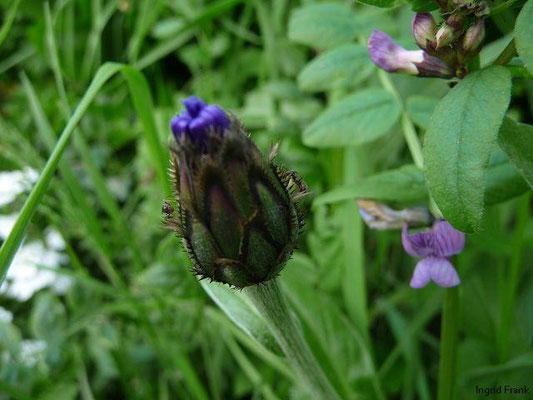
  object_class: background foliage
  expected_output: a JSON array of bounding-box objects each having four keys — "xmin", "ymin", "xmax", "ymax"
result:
[{"xmin": 0, "ymin": 0, "xmax": 531, "ymax": 399}]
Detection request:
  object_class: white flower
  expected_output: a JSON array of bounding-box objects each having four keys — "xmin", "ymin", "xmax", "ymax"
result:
[{"xmin": 0, "ymin": 168, "xmax": 38, "ymax": 208}]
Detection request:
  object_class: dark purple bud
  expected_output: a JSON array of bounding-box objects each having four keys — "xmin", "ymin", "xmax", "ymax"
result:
[
  {"xmin": 411, "ymin": 13, "xmax": 437, "ymax": 50},
  {"xmin": 402, "ymin": 220, "xmax": 464, "ymax": 288},
  {"xmin": 368, "ymin": 30, "xmax": 455, "ymax": 78},
  {"xmin": 170, "ymin": 96, "xmax": 230, "ymax": 145},
  {"xmin": 462, "ymin": 18, "xmax": 485, "ymax": 54}
]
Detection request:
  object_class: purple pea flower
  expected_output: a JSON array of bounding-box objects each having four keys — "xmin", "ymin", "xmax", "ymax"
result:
[
  {"xmin": 368, "ymin": 30, "xmax": 454, "ymax": 78},
  {"xmin": 402, "ymin": 220, "xmax": 465, "ymax": 288},
  {"xmin": 170, "ymin": 96, "xmax": 230, "ymax": 145}
]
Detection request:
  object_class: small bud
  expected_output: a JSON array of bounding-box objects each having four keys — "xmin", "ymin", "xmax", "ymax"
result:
[
  {"xmin": 411, "ymin": 13, "xmax": 437, "ymax": 50},
  {"xmin": 166, "ymin": 96, "xmax": 307, "ymax": 288},
  {"xmin": 435, "ymin": 24, "xmax": 455, "ymax": 48},
  {"xmin": 368, "ymin": 30, "xmax": 454, "ymax": 78},
  {"xmin": 462, "ymin": 18, "xmax": 485, "ymax": 54}
]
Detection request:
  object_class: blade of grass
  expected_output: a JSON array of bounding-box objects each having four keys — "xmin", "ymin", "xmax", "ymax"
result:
[
  {"xmin": 0, "ymin": 62, "xmax": 123, "ymax": 284},
  {"xmin": 0, "ymin": 0, "xmax": 21, "ymax": 48},
  {"xmin": 223, "ymin": 333, "xmax": 282, "ymax": 400},
  {"xmin": 19, "ymin": 71, "xmax": 123, "ymax": 287},
  {"xmin": 44, "ymin": 4, "xmax": 147, "ymax": 270}
]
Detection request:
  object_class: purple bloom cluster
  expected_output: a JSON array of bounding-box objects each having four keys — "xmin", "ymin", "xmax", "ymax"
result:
[
  {"xmin": 170, "ymin": 96, "xmax": 229, "ymax": 145},
  {"xmin": 402, "ymin": 220, "xmax": 465, "ymax": 288}
]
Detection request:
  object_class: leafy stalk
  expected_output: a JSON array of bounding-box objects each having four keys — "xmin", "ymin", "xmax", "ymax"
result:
[{"xmin": 244, "ymin": 279, "xmax": 341, "ymax": 400}]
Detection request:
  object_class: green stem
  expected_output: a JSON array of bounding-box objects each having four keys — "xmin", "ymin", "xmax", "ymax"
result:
[
  {"xmin": 244, "ymin": 279, "xmax": 341, "ymax": 400},
  {"xmin": 497, "ymin": 193, "xmax": 530, "ymax": 361},
  {"xmin": 378, "ymin": 70, "xmax": 442, "ymax": 217},
  {"xmin": 378, "ymin": 70, "xmax": 423, "ymax": 169},
  {"xmin": 493, "ymin": 39, "xmax": 516, "ymax": 66},
  {"xmin": 437, "ymin": 287, "xmax": 459, "ymax": 400}
]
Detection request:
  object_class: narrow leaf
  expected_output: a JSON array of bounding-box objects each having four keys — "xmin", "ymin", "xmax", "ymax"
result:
[
  {"xmin": 201, "ymin": 281, "xmax": 281, "ymax": 354},
  {"xmin": 0, "ymin": 63, "xmax": 123, "ymax": 284},
  {"xmin": 423, "ymin": 66, "xmax": 512, "ymax": 232}
]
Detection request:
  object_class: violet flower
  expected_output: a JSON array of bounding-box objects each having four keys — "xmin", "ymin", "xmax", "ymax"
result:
[
  {"xmin": 170, "ymin": 96, "xmax": 229, "ymax": 145},
  {"xmin": 368, "ymin": 30, "xmax": 454, "ymax": 78},
  {"xmin": 402, "ymin": 220, "xmax": 465, "ymax": 288}
]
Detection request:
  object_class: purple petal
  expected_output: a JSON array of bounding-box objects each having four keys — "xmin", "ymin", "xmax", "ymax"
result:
[
  {"xmin": 402, "ymin": 224, "xmax": 435, "ymax": 258},
  {"xmin": 182, "ymin": 96, "xmax": 207, "ymax": 118},
  {"xmin": 171, "ymin": 96, "xmax": 230, "ymax": 146},
  {"xmin": 428, "ymin": 257, "xmax": 460, "ymax": 287},
  {"xmin": 368, "ymin": 30, "xmax": 421, "ymax": 75},
  {"xmin": 431, "ymin": 220, "xmax": 465, "ymax": 257},
  {"xmin": 410, "ymin": 257, "xmax": 460, "ymax": 288},
  {"xmin": 410, "ymin": 259, "xmax": 432, "ymax": 288}
]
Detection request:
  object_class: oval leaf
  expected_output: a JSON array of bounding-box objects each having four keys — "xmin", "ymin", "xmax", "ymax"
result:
[
  {"xmin": 423, "ymin": 66, "xmax": 512, "ymax": 233},
  {"xmin": 497, "ymin": 117, "xmax": 533, "ymax": 189},
  {"xmin": 303, "ymin": 88, "xmax": 401, "ymax": 148},
  {"xmin": 288, "ymin": 3, "xmax": 357, "ymax": 50},
  {"xmin": 298, "ymin": 44, "xmax": 374, "ymax": 92},
  {"xmin": 516, "ymin": 0, "xmax": 533, "ymax": 75}
]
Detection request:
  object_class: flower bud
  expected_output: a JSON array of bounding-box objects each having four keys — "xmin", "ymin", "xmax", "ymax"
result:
[
  {"xmin": 462, "ymin": 18, "xmax": 485, "ymax": 54},
  {"xmin": 166, "ymin": 96, "xmax": 306, "ymax": 288},
  {"xmin": 435, "ymin": 24, "xmax": 455, "ymax": 48},
  {"xmin": 411, "ymin": 13, "xmax": 437, "ymax": 50},
  {"xmin": 368, "ymin": 30, "xmax": 454, "ymax": 78}
]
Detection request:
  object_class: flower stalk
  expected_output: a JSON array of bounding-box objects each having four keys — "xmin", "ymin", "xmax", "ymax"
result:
[{"xmin": 244, "ymin": 279, "xmax": 341, "ymax": 400}]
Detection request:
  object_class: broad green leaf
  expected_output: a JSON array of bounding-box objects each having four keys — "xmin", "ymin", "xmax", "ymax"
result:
[
  {"xmin": 497, "ymin": 117, "xmax": 533, "ymax": 189},
  {"xmin": 303, "ymin": 88, "xmax": 401, "ymax": 147},
  {"xmin": 288, "ymin": 4, "xmax": 357, "ymax": 50},
  {"xmin": 516, "ymin": 0, "xmax": 533, "ymax": 74},
  {"xmin": 201, "ymin": 281, "xmax": 281, "ymax": 355},
  {"xmin": 406, "ymin": 96, "xmax": 440, "ymax": 130},
  {"xmin": 298, "ymin": 44, "xmax": 374, "ymax": 92},
  {"xmin": 355, "ymin": 0, "xmax": 399, "ymax": 8},
  {"xmin": 485, "ymin": 150, "xmax": 529, "ymax": 205},
  {"xmin": 313, "ymin": 165, "xmax": 427, "ymax": 207},
  {"xmin": 423, "ymin": 66, "xmax": 512, "ymax": 233}
]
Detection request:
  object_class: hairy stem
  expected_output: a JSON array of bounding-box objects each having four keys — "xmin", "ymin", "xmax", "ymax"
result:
[{"xmin": 244, "ymin": 279, "xmax": 341, "ymax": 400}]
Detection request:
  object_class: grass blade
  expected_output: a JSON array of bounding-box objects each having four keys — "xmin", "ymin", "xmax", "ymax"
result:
[
  {"xmin": 0, "ymin": 62, "xmax": 123, "ymax": 284},
  {"xmin": 0, "ymin": 0, "xmax": 21, "ymax": 48}
]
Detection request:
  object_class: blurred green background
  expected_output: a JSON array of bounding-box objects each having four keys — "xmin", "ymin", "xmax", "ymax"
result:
[{"xmin": 0, "ymin": 0, "xmax": 531, "ymax": 399}]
